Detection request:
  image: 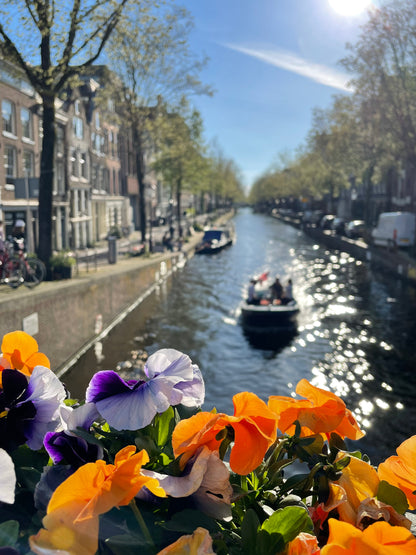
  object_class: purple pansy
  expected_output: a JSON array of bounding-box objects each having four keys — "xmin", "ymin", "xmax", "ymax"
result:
[
  {"xmin": 44, "ymin": 402, "xmax": 102, "ymax": 467},
  {"xmin": 0, "ymin": 366, "xmax": 67, "ymax": 451},
  {"xmin": 86, "ymin": 348, "xmax": 205, "ymax": 430}
]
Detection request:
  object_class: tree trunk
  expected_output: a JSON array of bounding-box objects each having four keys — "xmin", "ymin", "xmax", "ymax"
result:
[
  {"xmin": 37, "ymin": 94, "xmax": 56, "ymax": 270},
  {"xmin": 176, "ymin": 177, "xmax": 182, "ymax": 237}
]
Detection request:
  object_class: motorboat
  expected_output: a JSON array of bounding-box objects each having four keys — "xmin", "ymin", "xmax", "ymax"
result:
[
  {"xmin": 195, "ymin": 225, "xmax": 235, "ymax": 255},
  {"xmin": 240, "ymin": 272, "xmax": 299, "ymax": 331}
]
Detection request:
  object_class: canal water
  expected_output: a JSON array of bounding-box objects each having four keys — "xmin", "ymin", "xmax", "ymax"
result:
[{"xmin": 64, "ymin": 208, "xmax": 416, "ymax": 465}]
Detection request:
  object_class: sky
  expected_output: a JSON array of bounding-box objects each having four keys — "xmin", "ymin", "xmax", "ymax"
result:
[{"xmin": 179, "ymin": 0, "xmax": 381, "ymax": 190}]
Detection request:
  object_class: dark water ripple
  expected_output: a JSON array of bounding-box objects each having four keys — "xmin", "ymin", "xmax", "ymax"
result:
[{"xmin": 65, "ymin": 208, "xmax": 416, "ymax": 465}]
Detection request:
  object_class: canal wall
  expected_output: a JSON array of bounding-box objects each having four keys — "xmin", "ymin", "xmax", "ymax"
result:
[
  {"xmin": 273, "ymin": 213, "xmax": 416, "ymax": 285},
  {"xmin": 0, "ymin": 249, "xmax": 189, "ymax": 375}
]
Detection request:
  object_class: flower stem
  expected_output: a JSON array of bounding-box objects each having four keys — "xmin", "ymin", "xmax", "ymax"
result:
[{"xmin": 129, "ymin": 499, "xmax": 154, "ymax": 547}]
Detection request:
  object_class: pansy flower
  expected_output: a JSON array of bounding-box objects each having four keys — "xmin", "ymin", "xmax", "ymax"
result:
[
  {"xmin": 141, "ymin": 446, "xmax": 233, "ymax": 520},
  {"xmin": 286, "ymin": 532, "xmax": 320, "ymax": 554},
  {"xmin": 30, "ymin": 446, "xmax": 166, "ymax": 555},
  {"xmin": 0, "ymin": 448, "xmax": 16, "ymax": 504},
  {"xmin": 172, "ymin": 391, "xmax": 277, "ymax": 475},
  {"xmin": 0, "ymin": 366, "xmax": 67, "ymax": 451},
  {"xmin": 157, "ymin": 527, "xmax": 215, "ymax": 555},
  {"xmin": 86, "ymin": 348, "xmax": 204, "ymax": 430},
  {"xmin": 1, "ymin": 331, "xmax": 50, "ymax": 384},
  {"xmin": 44, "ymin": 403, "xmax": 103, "ymax": 468},
  {"xmin": 378, "ymin": 434, "xmax": 416, "ymax": 510},
  {"xmin": 321, "ymin": 519, "xmax": 416, "ymax": 554},
  {"xmin": 268, "ymin": 379, "xmax": 364, "ymax": 440}
]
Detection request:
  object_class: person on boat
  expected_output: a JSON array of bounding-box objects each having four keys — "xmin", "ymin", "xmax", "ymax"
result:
[
  {"xmin": 269, "ymin": 276, "xmax": 283, "ymax": 303},
  {"xmin": 281, "ymin": 279, "xmax": 293, "ymax": 305},
  {"xmin": 247, "ymin": 279, "xmax": 259, "ymax": 304}
]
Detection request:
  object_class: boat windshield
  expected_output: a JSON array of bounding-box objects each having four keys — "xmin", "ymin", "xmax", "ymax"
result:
[{"xmin": 202, "ymin": 230, "xmax": 223, "ymax": 242}]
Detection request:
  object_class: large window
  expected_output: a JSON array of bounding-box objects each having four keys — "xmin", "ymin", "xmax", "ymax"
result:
[
  {"xmin": 4, "ymin": 145, "xmax": 17, "ymax": 181},
  {"xmin": 54, "ymin": 161, "xmax": 65, "ymax": 195},
  {"xmin": 2, "ymin": 100, "xmax": 16, "ymax": 135},
  {"xmin": 56, "ymin": 125, "xmax": 65, "ymax": 155},
  {"xmin": 23, "ymin": 150, "xmax": 34, "ymax": 177},
  {"xmin": 80, "ymin": 152, "xmax": 88, "ymax": 179},
  {"xmin": 73, "ymin": 116, "xmax": 84, "ymax": 139},
  {"xmin": 70, "ymin": 149, "xmax": 78, "ymax": 177},
  {"xmin": 21, "ymin": 107, "xmax": 33, "ymax": 140}
]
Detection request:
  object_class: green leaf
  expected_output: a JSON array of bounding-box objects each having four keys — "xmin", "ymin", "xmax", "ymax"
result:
[
  {"xmin": 256, "ymin": 529, "xmax": 285, "ymax": 555},
  {"xmin": 377, "ymin": 480, "xmax": 409, "ymax": 514},
  {"xmin": 104, "ymin": 533, "xmax": 153, "ymax": 555},
  {"xmin": 241, "ymin": 509, "xmax": 260, "ymax": 555},
  {"xmin": 0, "ymin": 520, "xmax": 19, "ymax": 547},
  {"xmin": 261, "ymin": 506, "xmax": 313, "ymax": 543},
  {"xmin": 160, "ymin": 509, "xmax": 219, "ymax": 534},
  {"xmin": 153, "ymin": 407, "xmax": 175, "ymax": 447}
]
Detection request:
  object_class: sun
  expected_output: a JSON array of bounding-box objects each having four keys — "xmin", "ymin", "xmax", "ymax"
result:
[{"xmin": 328, "ymin": 0, "xmax": 372, "ymax": 17}]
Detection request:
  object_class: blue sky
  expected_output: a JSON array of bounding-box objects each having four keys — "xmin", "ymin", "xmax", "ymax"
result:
[{"xmin": 180, "ymin": 0, "xmax": 380, "ymax": 190}]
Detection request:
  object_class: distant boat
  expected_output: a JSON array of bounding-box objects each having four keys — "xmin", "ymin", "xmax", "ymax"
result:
[{"xmin": 195, "ymin": 225, "xmax": 235, "ymax": 255}]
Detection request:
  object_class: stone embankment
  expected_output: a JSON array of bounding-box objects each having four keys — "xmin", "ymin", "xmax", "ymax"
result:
[
  {"xmin": 0, "ymin": 211, "xmax": 233, "ymax": 375},
  {"xmin": 272, "ymin": 213, "xmax": 416, "ymax": 285}
]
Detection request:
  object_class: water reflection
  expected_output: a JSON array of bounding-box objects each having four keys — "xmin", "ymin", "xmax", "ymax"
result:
[
  {"xmin": 243, "ymin": 327, "xmax": 298, "ymax": 352},
  {"xmin": 65, "ymin": 209, "xmax": 416, "ymax": 465}
]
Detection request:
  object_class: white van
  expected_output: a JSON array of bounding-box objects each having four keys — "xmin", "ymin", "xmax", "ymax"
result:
[{"xmin": 372, "ymin": 211, "xmax": 416, "ymax": 248}]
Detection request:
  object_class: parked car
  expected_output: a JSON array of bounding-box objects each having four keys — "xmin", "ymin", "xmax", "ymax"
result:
[
  {"xmin": 345, "ymin": 220, "xmax": 366, "ymax": 239},
  {"xmin": 320, "ymin": 214, "xmax": 335, "ymax": 230},
  {"xmin": 332, "ymin": 217, "xmax": 346, "ymax": 235}
]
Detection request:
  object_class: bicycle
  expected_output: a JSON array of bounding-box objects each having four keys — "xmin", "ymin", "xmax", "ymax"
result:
[
  {"xmin": 4, "ymin": 239, "xmax": 46, "ymax": 288},
  {"xmin": 0, "ymin": 246, "xmax": 25, "ymax": 288}
]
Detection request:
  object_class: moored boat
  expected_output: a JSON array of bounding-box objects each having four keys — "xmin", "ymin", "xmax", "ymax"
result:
[{"xmin": 195, "ymin": 225, "xmax": 235, "ymax": 254}]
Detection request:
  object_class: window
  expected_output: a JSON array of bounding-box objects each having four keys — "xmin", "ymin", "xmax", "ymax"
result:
[
  {"xmin": 2, "ymin": 100, "xmax": 16, "ymax": 135},
  {"xmin": 75, "ymin": 100, "xmax": 80, "ymax": 115},
  {"xmin": 55, "ymin": 161, "xmax": 65, "ymax": 195},
  {"xmin": 4, "ymin": 145, "xmax": 17, "ymax": 181},
  {"xmin": 56, "ymin": 125, "xmax": 64, "ymax": 155},
  {"xmin": 73, "ymin": 116, "xmax": 84, "ymax": 139},
  {"xmin": 95, "ymin": 111, "xmax": 100, "ymax": 129},
  {"xmin": 80, "ymin": 152, "xmax": 88, "ymax": 179},
  {"xmin": 23, "ymin": 150, "xmax": 34, "ymax": 177},
  {"xmin": 70, "ymin": 149, "xmax": 78, "ymax": 177},
  {"xmin": 21, "ymin": 107, "xmax": 33, "ymax": 140}
]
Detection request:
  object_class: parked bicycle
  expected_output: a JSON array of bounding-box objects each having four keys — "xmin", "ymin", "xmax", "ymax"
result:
[
  {"xmin": 0, "ymin": 240, "xmax": 46, "ymax": 288},
  {"xmin": 0, "ymin": 245, "xmax": 25, "ymax": 288}
]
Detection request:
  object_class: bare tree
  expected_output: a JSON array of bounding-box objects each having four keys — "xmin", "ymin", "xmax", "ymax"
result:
[{"xmin": 0, "ymin": 0, "xmax": 131, "ymax": 268}]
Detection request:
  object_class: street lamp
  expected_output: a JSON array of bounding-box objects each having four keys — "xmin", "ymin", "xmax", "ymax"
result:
[
  {"xmin": 148, "ymin": 218, "xmax": 153, "ymax": 253},
  {"xmin": 24, "ymin": 169, "xmax": 34, "ymax": 254}
]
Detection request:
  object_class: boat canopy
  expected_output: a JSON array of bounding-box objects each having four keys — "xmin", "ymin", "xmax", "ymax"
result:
[{"xmin": 202, "ymin": 229, "xmax": 223, "ymax": 242}]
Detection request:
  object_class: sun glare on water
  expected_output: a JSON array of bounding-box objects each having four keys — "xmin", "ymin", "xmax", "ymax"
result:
[{"xmin": 328, "ymin": 0, "xmax": 372, "ymax": 17}]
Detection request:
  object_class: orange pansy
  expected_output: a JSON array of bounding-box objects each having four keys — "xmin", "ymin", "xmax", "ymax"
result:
[
  {"xmin": 321, "ymin": 519, "xmax": 416, "ymax": 554},
  {"xmin": 157, "ymin": 527, "xmax": 215, "ymax": 554},
  {"xmin": 287, "ymin": 532, "xmax": 320, "ymax": 554},
  {"xmin": 268, "ymin": 379, "xmax": 364, "ymax": 440},
  {"xmin": 30, "ymin": 446, "xmax": 165, "ymax": 554},
  {"xmin": 1, "ymin": 330, "xmax": 50, "ymax": 381},
  {"xmin": 378, "ymin": 435, "xmax": 416, "ymax": 510},
  {"xmin": 333, "ymin": 453, "xmax": 379, "ymax": 526},
  {"xmin": 172, "ymin": 391, "xmax": 277, "ymax": 475}
]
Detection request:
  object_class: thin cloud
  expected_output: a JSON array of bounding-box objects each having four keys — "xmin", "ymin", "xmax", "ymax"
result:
[{"xmin": 224, "ymin": 43, "xmax": 354, "ymax": 93}]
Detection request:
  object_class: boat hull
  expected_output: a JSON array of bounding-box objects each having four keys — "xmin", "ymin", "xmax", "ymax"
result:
[{"xmin": 240, "ymin": 301, "xmax": 299, "ymax": 331}]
